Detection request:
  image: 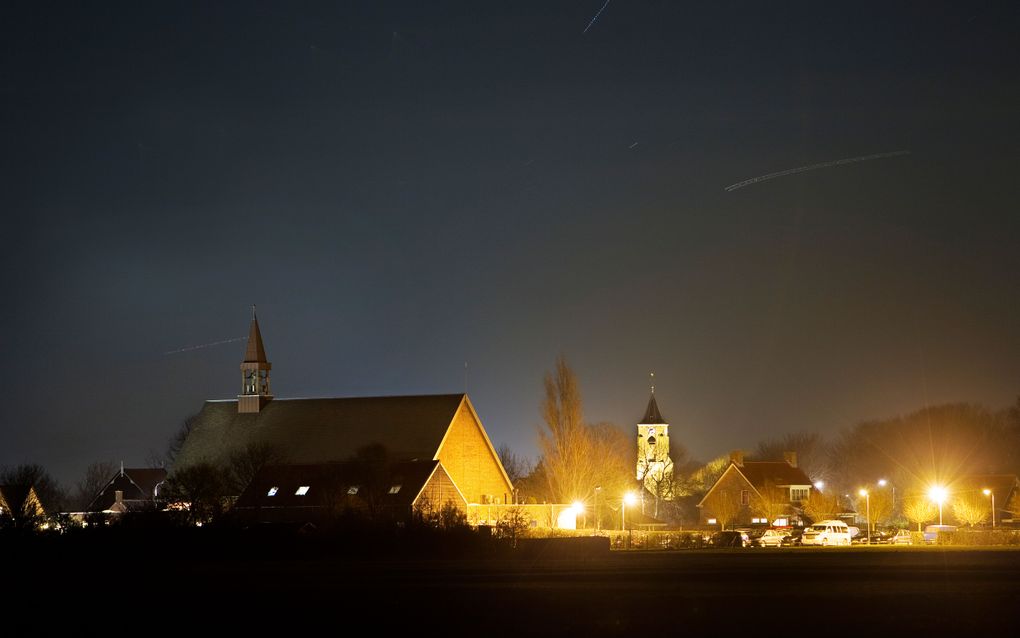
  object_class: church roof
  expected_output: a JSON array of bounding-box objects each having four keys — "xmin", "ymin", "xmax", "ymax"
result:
[
  {"xmin": 174, "ymin": 394, "xmax": 468, "ymax": 470},
  {"xmin": 640, "ymin": 393, "xmax": 667, "ymax": 424},
  {"xmin": 243, "ymin": 313, "xmax": 268, "ymax": 363}
]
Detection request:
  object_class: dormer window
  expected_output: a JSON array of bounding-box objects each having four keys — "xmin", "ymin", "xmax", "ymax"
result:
[
  {"xmin": 388, "ymin": 485, "xmax": 402, "ymax": 494},
  {"xmin": 267, "ymin": 487, "xmax": 278, "ymax": 497},
  {"xmin": 347, "ymin": 486, "xmax": 359, "ymax": 495},
  {"xmin": 295, "ymin": 486, "xmax": 310, "ymax": 496}
]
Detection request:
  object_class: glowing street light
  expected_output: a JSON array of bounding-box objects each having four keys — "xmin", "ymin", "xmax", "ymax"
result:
[
  {"xmin": 858, "ymin": 489, "xmax": 871, "ymax": 545},
  {"xmin": 622, "ymin": 491, "xmax": 638, "ymax": 531},
  {"xmin": 594, "ymin": 486, "xmax": 602, "ymax": 532},
  {"xmin": 814, "ymin": 481, "xmax": 825, "ymax": 490},
  {"xmin": 983, "ymin": 488, "xmax": 995, "ymax": 528},
  {"xmin": 928, "ymin": 485, "xmax": 948, "ymax": 525}
]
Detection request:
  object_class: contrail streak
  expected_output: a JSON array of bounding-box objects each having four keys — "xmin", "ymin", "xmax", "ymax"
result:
[
  {"xmin": 164, "ymin": 336, "xmax": 245, "ymax": 355},
  {"xmin": 724, "ymin": 150, "xmax": 910, "ymax": 192},
  {"xmin": 583, "ymin": 0, "xmax": 611, "ymax": 34}
]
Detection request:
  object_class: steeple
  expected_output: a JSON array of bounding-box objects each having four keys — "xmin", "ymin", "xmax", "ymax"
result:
[
  {"xmin": 636, "ymin": 373, "xmax": 674, "ymax": 490},
  {"xmin": 238, "ymin": 305, "xmax": 273, "ymax": 414}
]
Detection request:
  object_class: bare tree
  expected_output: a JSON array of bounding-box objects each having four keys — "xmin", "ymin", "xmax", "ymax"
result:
[
  {"xmin": 164, "ymin": 412, "xmax": 201, "ymax": 466},
  {"xmin": 73, "ymin": 461, "xmax": 116, "ymax": 511},
  {"xmin": 1008, "ymin": 491, "xmax": 1020, "ymax": 521},
  {"xmin": 165, "ymin": 462, "xmax": 228, "ymax": 525},
  {"xmin": 902, "ymin": 496, "xmax": 937, "ymax": 531},
  {"xmin": 801, "ymin": 490, "xmax": 840, "ymax": 523},
  {"xmin": 952, "ymin": 492, "xmax": 989, "ymax": 527},
  {"xmin": 538, "ymin": 355, "xmax": 592, "ymax": 502},
  {"xmin": 226, "ymin": 441, "xmax": 284, "ymax": 495},
  {"xmin": 856, "ymin": 489, "xmax": 894, "ymax": 530},
  {"xmin": 496, "ymin": 444, "xmax": 533, "ymax": 486},
  {"xmin": 752, "ymin": 480, "xmax": 788, "ymax": 525},
  {"xmin": 706, "ymin": 488, "xmax": 744, "ymax": 530},
  {"xmin": 754, "ymin": 432, "xmax": 830, "ymax": 484}
]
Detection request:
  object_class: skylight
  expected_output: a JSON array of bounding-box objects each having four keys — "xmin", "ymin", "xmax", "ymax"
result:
[
  {"xmin": 388, "ymin": 485, "xmax": 402, "ymax": 494},
  {"xmin": 295, "ymin": 486, "xmax": 310, "ymax": 496},
  {"xmin": 267, "ymin": 487, "xmax": 278, "ymax": 496},
  {"xmin": 347, "ymin": 486, "xmax": 359, "ymax": 495}
]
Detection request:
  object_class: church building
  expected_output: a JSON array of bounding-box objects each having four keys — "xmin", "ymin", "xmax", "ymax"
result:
[
  {"xmin": 174, "ymin": 310, "xmax": 515, "ymax": 511},
  {"xmin": 636, "ymin": 379, "xmax": 674, "ymax": 497}
]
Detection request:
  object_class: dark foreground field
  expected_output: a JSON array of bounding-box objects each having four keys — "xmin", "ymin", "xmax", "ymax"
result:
[{"xmin": 14, "ymin": 542, "xmax": 1020, "ymax": 635}]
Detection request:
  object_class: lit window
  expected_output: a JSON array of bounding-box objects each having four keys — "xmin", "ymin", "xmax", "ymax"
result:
[
  {"xmin": 295, "ymin": 486, "xmax": 310, "ymax": 496},
  {"xmin": 388, "ymin": 485, "xmax": 402, "ymax": 494},
  {"xmin": 791, "ymin": 487, "xmax": 809, "ymax": 501},
  {"xmin": 347, "ymin": 486, "xmax": 359, "ymax": 495},
  {"xmin": 707, "ymin": 518, "xmax": 718, "ymax": 525},
  {"xmin": 266, "ymin": 487, "xmax": 278, "ymax": 497}
]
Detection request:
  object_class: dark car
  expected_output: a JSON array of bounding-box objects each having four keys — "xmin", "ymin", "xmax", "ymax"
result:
[{"xmin": 710, "ymin": 530, "xmax": 749, "ymax": 548}]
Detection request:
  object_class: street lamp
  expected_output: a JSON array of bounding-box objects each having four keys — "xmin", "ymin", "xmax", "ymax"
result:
[
  {"xmin": 572, "ymin": 501, "xmax": 585, "ymax": 530},
  {"xmin": 983, "ymin": 488, "xmax": 995, "ymax": 528},
  {"xmin": 858, "ymin": 489, "xmax": 871, "ymax": 545},
  {"xmin": 878, "ymin": 478, "xmax": 896, "ymax": 508},
  {"xmin": 622, "ymin": 491, "xmax": 638, "ymax": 531},
  {"xmin": 928, "ymin": 485, "xmax": 948, "ymax": 525},
  {"xmin": 594, "ymin": 486, "xmax": 602, "ymax": 532}
]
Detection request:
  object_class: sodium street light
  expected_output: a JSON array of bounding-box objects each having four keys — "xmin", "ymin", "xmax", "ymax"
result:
[
  {"xmin": 572, "ymin": 501, "xmax": 585, "ymax": 530},
  {"xmin": 928, "ymin": 485, "xmax": 948, "ymax": 525},
  {"xmin": 622, "ymin": 491, "xmax": 638, "ymax": 531},
  {"xmin": 983, "ymin": 488, "xmax": 995, "ymax": 528},
  {"xmin": 594, "ymin": 486, "xmax": 602, "ymax": 532},
  {"xmin": 858, "ymin": 489, "xmax": 871, "ymax": 545}
]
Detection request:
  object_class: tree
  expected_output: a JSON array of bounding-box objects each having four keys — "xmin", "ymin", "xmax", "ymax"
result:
[
  {"xmin": 163, "ymin": 412, "xmax": 201, "ymax": 466},
  {"xmin": 225, "ymin": 441, "xmax": 284, "ymax": 495},
  {"xmin": 707, "ymin": 488, "xmax": 744, "ymax": 530},
  {"xmin": 538, "ymin": 355, "xmax": 591, "ymax": 502},
  {"xmin": 495, "ymin": 506, "xmax": 531, "ymax": 547},
  {"xmin": 902, "ymin": 496, "xmax": 937, "ymax": 531},
  {"xmin": 857, "ymin": 489, "xmax": 894, "ymax": 530},
  {"xmin": 752, "ymin": 480, "xmax": 788, "ymax": 525},
  {"xmin": 802, "ymin": 490, "xmax": 840, "ymax": 523},
  {"xmin": 1008, "ymin": 491, "xmax": 1020, "ymax": 521},
  {"xmin": 0, "ymin": 464, "xmax": 66, "ymax": 513},
  {"xmin": 952, "ymin": 492, "xmax": 989, "ymax": 527},
  {"xmin": 164, "ymin": 463, "xmax": 228, "ymax": 525},
  {"xmin": 496, "ymin": 444, "xmax": 533, "ymax": 486},
  {"xmin": 72, "ymin": 461, "xmax": 116, "ymax": 511}
]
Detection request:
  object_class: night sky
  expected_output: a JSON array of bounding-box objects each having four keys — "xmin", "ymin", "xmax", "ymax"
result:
[{"xmin": 3, "ymin": 2, "xmax": 1018, "ymax": 485}]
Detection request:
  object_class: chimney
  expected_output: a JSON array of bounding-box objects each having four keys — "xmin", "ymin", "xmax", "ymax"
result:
[
  {"xmin": 730, "ymin": 450, "xmax": 744, "ymax": 467},
  {"xmin": 783, "ymin": 451, "xmax": 798, "ymax": 468},
  {"xmin": 114, "ymin": 490, "xmax": 123, "ymax": 505}
]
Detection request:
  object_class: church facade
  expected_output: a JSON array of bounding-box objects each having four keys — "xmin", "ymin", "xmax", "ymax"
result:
[
  {"xmin": 175, "ymin": 310, "xmax": 515, "ymax": 510},
  {"xmin": 636, "ymin": 386, "xmax": 675, "ymax": 497}
]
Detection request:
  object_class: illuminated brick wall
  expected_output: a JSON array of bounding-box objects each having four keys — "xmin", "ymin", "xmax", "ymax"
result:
[{"xmin": 436, "ymin": 401, "xmax": 513, "ymax": 505}]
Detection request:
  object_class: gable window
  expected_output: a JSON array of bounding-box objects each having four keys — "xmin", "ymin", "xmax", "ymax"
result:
[
  {"xmin": 266, "ymin": 487, "xmax": 278, "ymax": 497},
  {"xmin": 347, "ymin": 486, "xmax": 359, "ymax": 495},
  {"xmin": 388, "ymin": 485, "xmax": 402, "ymax": 494},
  {"xmin": 740, "ymin": 490, "xmax": 750, "ymax": 506},
  {"xmin": 295, "ymin": 486, "xmax": 310, "ymax": 496},
  {"xmin": 790, "ymin": 487, "xmax": 809, "ymax": 502}
]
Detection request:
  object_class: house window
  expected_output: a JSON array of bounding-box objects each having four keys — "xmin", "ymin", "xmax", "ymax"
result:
[
  {"xmin": 388, "ymin": 485, "xmax": 402, "ymax": 494},
  {"xmin": 791, "ymin": 487, "xmax": 809, "ymax": 501},
  {"xmin": 740, "ymin": 490, "xmax": 750, "ymax": 506},
  {"xmin": 707, "ymin": 518, "xmax": 718, "ymax": 525},
  {"xmin": 266, "ymin": 487, "xmax": 278, "ymax": 497},
  {"xmin": 295, "ymin": 486, "xmax": 310, "ymax": 496},
  {"xmin": 347, "ymin": 486, "xmax": 359, "ymax": 495}
]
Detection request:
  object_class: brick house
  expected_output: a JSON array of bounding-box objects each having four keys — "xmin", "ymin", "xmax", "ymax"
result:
[{"xmin": 697, "ymin": 450, "xmax": 814, "ymax": 528}]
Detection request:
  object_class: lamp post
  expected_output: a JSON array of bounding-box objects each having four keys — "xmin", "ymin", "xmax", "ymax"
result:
[
  {"xmin": 859, "ymin": 489, "xmax": 871, "ymax": 545},
  {"xmin": 928, "ymin": 486, "xmax": 948, "ymax": 525},
  {"xmin": 983, "ymin": 488, "xmax": 995, "ymax": 528},
  {"xmin": 623, "ymin": 491, "xmax": 638, "ymax": 532},
  {"xmin": 594, "ymin": 486, "xmax": 602, "ymax": 532}
]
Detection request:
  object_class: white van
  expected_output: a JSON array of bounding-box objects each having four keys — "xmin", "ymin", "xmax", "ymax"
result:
[{"xmin": 801, "ymin": 520, "xmax": 852, "ymax": 546}]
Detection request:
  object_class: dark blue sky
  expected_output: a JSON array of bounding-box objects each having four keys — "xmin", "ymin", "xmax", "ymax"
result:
[{"xmin": 3, "ymin": 2, "xmax": 1018, "ymax": 485}]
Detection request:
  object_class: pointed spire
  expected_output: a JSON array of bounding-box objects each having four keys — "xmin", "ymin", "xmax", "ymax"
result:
[
  {"xmin": 120, "ymin": 461, "xmax": 124, "ymax": 477},
  {"xmin": 641, "ymin": 374, "xmax": 667, "ymax": 424},
  {"xmin": 244, "ymin": 307, "xmax": 268, "ymax": 363}
]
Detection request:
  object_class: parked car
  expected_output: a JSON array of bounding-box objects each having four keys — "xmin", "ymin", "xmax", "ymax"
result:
[
  {"xmin": 710, "ymin": 530, "xmax": 749, "ymax": 548},
  {"xmin": 756, "ymin": 529, "xmax": 790, "ymax": 548},
  {"xmin": 853, "ymin": 529, "xmax": 894, "ymax": 544},
  {"xmin": 923, "ymin": 524, "xmax": 957, "ymax": 544},
  {"xmin": 890, "ymin": 529, "xmax": 913, "ymax": 545},
  {"xmin": 801, "ymin": 520, "xmax": 852, "ymax": 546}
]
